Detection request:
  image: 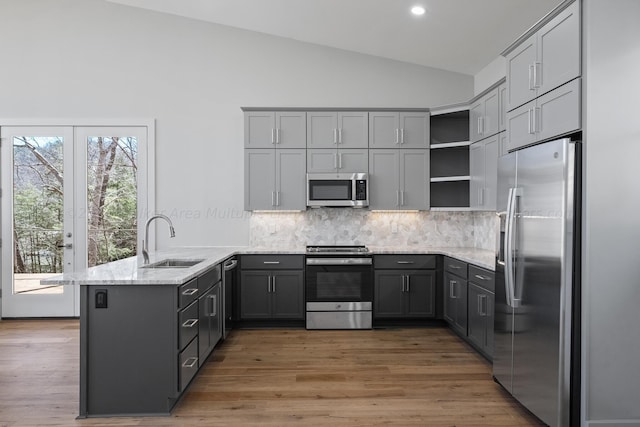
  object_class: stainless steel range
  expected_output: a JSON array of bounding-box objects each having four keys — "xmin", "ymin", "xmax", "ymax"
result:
[{"xmin": 305, "ymin": 245, "xmax": 373, "ymax": 329}]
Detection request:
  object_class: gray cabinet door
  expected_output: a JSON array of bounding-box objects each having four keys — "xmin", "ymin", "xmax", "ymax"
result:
[
  {"xmin": 307, "ymin": 112, "xmax": 337, "ymax": 148},
  {"xmin": 338, "ymin": 149, "xmax": 368, "ymax": 173},
  {"xmin": 276, "ymin": 149, "xmax": 306, "ymax": 210},
  {"xmin": 537, "ymin": 1, "xmax": 580, "ymax": 98},
  {"xmin": 271, "ymin": 271, "xmax": 304, "ymax": 319},
  {"xmin": 469, "ymin": 141, "xmax": 485, "ymax": 210},
  {"xmin": 467, "ymin": 283, "xmax": 486, "ymax": 351},
  {"xmin": 506, "ymin": 78, "xmax": 580, "ymax": 152},
  {"xmin": 369, "ymin": 149, "xmax": 400, "ymax": 209},
  {"xmin": 338, "ymin": 112, "xmax": 368, "ymax": 148},
  {"xmin": 483, "ymin": 135, "xmax": 499, "ymax": 211},
  {"xmin": 499, "ymin": 84, "xmax": 507, "ymax": 132},
  {"xmin": 307, "ymin": 149, "xmax": 338, "ymax": 173},
  {"xmin": 506, "ymin": 100, "xmax": 537, "ymax": 153},
  {"xmin": 198, "ymin": 287, "xmax": 214, "ymax": 363},
  {"xmin": 483, "ymin": 89, "xmax": 500, "ymax": 138},
  {"xmin": 275, "ymin": 112, "xmax": 306, "ymax": 148},
  {"xmin": 240, "ymin": 271, "xmax": 271, "ymax": 319},
  {"xmin": 245, "ymin": 149, "xmax": 275, "ymax": 210},
  {"xmin": 506, "ymin": 35, "xmax": 537, "ymax": 111},
  {"xmin": 399, "ymin": 150, "xmax": 429, "ymax": 210},
  {"xmin": 374, "ymin": 271, "xmax": 405, "ymax": 318},
  {"xmin": 536, "ymin": 77, "xmax": 581, "ymax": 142},
  {"xmin": 369, "ymin": 112, "xmax": 399, "ymax": 148},
  {"xmin": 443, "ymin": 271, "xmax": 468, "ymax": 336},
  {"xmin": 244, "ymin": 111, "xmax": 275, "ymax": 148},
  {"xmin": 405, "ymin": 271, "xmax": 435, "ymax": 318},
  {"xmin": 469, "ymin": 100, "xmax": 483, "ymax": 143},
  {"xmin": 499, "ymin": 132, "xmax": 508, "ymax": 157},
  {"xmin": 399, "ymin": 112, "xmax": 429, "ymax": 148}
]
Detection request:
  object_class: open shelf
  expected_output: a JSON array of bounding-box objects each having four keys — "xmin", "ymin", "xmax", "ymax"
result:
[{"xmin": 430, "ymin": 109, "xmax": 471, "ymax": 209}]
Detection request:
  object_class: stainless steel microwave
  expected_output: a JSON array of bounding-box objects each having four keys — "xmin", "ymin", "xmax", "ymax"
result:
[{"xmin": 306, "ymin": 173, "xmax": 369, "ymax": 208}]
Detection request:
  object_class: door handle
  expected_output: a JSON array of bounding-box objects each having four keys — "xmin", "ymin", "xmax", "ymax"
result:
[
  {"xmin": 57, "ymin": 243, "xmax": 73, "ymax": 249},
  {"xmin": 208, "ymin": 294, "xmax": 217, "ymax": 317},
  {"xmin": 338, "ymin": 153, "xmax": 343, "ymax": 169},
  {"xmin": 395, "ymin": 129, "xmax": 399, "ymax": 145},
  {"xmin": 449, "ymin": 280, "xmax": 457, "ymax": 299},
  {"xmin": 272, "ymin": 277, "xmax": 276, "ymax": 293},
  {"xmin": 276, "ymin": 128, "xmax": 280, "ymax": 144},
  {"xmin": 400, "ymin": 128, "xmax": 405, "ymax": 144},
  {"xmin": 401, "ymin": 275, "xmax": 406, "ymax": 292},
  {"xmin": 338, "ymin": 128, "xmax": 343, "ymax": 144},
  {"xmin": 333, "ymin": 129, "xmax": 338, "ymax": 144},
  {"xmin": 405, "ymin": 275, "xmax": 410, "ymax": 293}
]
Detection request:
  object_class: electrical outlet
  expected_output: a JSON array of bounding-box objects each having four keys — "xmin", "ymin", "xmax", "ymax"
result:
[{"xmin": 95, "ymin": 289, "xmax": 108, "ymax": 308}]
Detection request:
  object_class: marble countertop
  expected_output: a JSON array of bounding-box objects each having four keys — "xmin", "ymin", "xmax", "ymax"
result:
[{"xmin": 44, "ymin": 245, "xmax": 495, "ymax": 286}]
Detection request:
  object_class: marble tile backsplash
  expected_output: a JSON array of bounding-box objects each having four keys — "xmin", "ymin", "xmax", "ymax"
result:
[{"xmin": 250, "ymin": 209, "xmax": 497, "ymax": 251}]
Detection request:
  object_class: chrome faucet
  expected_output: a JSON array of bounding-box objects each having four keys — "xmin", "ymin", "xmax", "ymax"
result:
[{"xmin": 142, "ymin": 214, "xmax": 176, "ymax": 264}]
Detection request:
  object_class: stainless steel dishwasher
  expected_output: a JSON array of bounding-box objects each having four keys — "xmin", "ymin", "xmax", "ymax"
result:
[{"xmin": 222, "ymin": 257, "xmax": 238, "ymax": 339}]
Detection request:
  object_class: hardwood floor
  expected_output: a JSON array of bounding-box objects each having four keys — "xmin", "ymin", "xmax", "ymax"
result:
[{"xmin": 0, "ymin": 319, "xmax": 544, "ymax": 426}]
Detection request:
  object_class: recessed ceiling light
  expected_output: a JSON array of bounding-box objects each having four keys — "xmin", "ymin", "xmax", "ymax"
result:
[{"xmin": 411, "ymin": 5, "xmax": 426, "ymax": 16}]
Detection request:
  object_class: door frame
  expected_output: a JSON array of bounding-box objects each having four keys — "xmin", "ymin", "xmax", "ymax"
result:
[{"xmin": 0, "ymin": 118, "xmax": 155, "ymax": 318}]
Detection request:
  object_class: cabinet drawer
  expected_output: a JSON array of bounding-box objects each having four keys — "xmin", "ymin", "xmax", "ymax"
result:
[
  {"xmin": 241, "ymin": 255, "xmax": 304, "ymax": 270},
  {"xmin": 179, "ymin": 300, "xmax": 199, "ymax": 351},
  {"xmin": 444, "ymin": 257, "xmax": 468, "ymax": 278},
  {"xmin": 178, "ymin": 337, "xmax": 199, "ymax": 392},
  {"xmin": 469, "ymin": 265, "xmax": 495, "ymax": 293},
  {"xmin": 374, "ymin": 255, "xmax": 436, "ymax": 269},
  {"xmin": 178, "ymin": 278, "xmax": 199, "ymax": 309},
  {"xmin": 198, "ymin": 264, "xmax": 222, "ymax": 293}
]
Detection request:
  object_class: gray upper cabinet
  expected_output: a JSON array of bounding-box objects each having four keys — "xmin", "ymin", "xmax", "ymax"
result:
[
  {"xmin": 498, "ymin": 83, "xmax": 507, "ymax": 132},
  {"xmin": 244, "ymin": 111, "xmax": 306, "ymax": 148},
  {"xmin": 307, "ymin": 111, "xmax": 368, "ymax": 149},
  {"xmin": 244, "ymin": 149, "xmax": 275, "ymax": 210},
  {"xmin": 470, "ymin": 87, "xmax": 500, "ymax": 143},
  {"xmin": 506, "ymin": 78, "xmax": 581, "ymax": 152},
  {"xmin": 505, "ymin": 1, "xmax": 580, "ymax": 111},
  {"xmin": 369, "ymin": 149, "xmax": 428, "ymax": 210},
  {"xmin": 307, "ymin": 149, "xmax": 368, "ymax": 173},
  {"xmin": 369, "ymin": 112, "xmax": 429, "ymax": 149},
  {"xmin": 469, "ymin": 134, "xmax": 499, "ymax": 211},
  {"xmin": 245, "ymin": 148, "xmax": 306, "ymax": 210}
]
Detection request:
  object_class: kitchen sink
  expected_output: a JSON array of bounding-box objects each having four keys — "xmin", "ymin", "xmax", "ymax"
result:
[{"xmin": 141, "ymin": 258, "xmax": 205, "ymax": 269}]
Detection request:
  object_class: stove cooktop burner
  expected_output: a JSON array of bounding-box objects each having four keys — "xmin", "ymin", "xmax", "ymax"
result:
[{"xmin": 306, "ymin": 245, "xmax": 369, "ymax": 254}]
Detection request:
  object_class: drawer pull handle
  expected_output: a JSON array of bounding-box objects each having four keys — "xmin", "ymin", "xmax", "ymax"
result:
[
  {"xmin": 263, "ymin": 261, "xmax": 280, "ymax": 265},
  {"xmin": 474, "ymin": 274, "xmax": 491, "ymax": 281},
  {"xmin": 182, "ymin": 288, "xmax": 198, "ymax": 296},
  {"xmin": 449, "ymin": 280, "xmax": 457, "ymax": 299},
  {"xmin": 182, "ymin": 357, "xmax": 198, "ymax": 368},
  {"xmin": 182, "ymin": 319, "xmax": 198, "ymax": 328},
  {"xmin": 448, "ymin": 265, "xmax": 461, "ymax": 269},
  {"xmin": 208, "ymin": 294, "xmax": 217, "ymax": 317},
  {"xmin": 396, "ymin": 261, "xmax": 414, "ymax": 264}
]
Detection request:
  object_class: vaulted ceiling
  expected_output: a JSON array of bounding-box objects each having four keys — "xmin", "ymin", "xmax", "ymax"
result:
[{"xmin": 105, "ymin": 0, "xmax": 561, "ymax": 76}]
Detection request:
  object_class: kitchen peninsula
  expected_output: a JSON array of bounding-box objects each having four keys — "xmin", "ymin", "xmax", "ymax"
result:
[{"xmin": 47, "ymin": 245, "xmax": 493, "ymax": 417}]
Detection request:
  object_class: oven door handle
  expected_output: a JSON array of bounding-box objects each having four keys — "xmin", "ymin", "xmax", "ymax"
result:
[{"xmin": 306, "ymin": 258, "xmax": 373, "ymax": 266}]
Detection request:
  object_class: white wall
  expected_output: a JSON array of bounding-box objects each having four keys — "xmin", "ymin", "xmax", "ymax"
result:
[
  {"xmin": 474, "ymin": 56, "xmax": 506, "ymax": 95},
  {"xmin": 0, "ymin": 0, "xmax": 473, "ymax": 248},
  {"xmin": 582, "ymin": 0, "xmax": 640, "ymax": 425}
]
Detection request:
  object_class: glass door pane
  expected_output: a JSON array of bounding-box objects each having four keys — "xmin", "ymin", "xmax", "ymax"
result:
[
  {"xmin": 86, "ymin": 136, "xmax": 138, "ymax": 267},
  {"xmin": 1, "ymin": 126, "xmax": 76, "ymax": 317}
]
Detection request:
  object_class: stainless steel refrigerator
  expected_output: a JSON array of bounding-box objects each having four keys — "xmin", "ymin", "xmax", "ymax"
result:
[{"xmin": 494, "ymin": 138, "xmax": 581, "ymax": 427}]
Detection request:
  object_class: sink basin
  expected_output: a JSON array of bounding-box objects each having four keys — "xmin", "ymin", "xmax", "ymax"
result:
[{"xmin": 141, "ymin": 258, "xmax": 205, "ymax": 269}]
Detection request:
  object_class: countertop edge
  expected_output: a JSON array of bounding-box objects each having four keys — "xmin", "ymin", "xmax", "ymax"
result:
[{"xmin": 44, "ymin": 246, "xmax": 495, "ymax": 286}]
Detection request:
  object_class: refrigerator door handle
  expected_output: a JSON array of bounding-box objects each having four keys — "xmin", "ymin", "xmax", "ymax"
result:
[{"xmin": 505, "ymin": 187, "xmax": 522, "ymax": 309}]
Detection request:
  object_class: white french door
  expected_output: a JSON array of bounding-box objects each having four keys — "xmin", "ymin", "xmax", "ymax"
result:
[{"xmin": 1, "ymin": 125, "xmax": 149, "ymax": 317}]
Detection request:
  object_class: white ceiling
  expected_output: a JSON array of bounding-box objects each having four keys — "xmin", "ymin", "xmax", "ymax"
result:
[{"xmin": 105, "ymin": 0, "xmax": 561, "ymax": 76}]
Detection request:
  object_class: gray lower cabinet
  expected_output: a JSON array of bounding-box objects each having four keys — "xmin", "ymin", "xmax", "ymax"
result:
[
  {"xmin": 443, "ymin": 257, "xmax": 468, "ymax": 337},
  {"xmin": 369, "ymin": 149, "xmax": 429, "ymax": 210},
  {"xmin": 467, "ymin": 271, "xmax": 495, "ymax": 360},
  {"xmin": 374, "ymin": 255, "xmax": 437, "ymax": 319},
  {"xmin": 198, "ymin": 283, "xmax": 222, "ymax": 366},
  {"xmin": 80, "ymin": 265, "xmax": 223, "ymax": 417},
  {"xmin": 240, "ymin": 255, "xmax": 304, "ymax": 320},
  {"xmin": 307, "ymin": 148, "xmax": 368, "ymax": 173},
  {"xmin": 244, "ymin": 148, "xmax": 306, "ymax": 210},
  {"xmin": 374, "ymin": 270, "xmax": 436, "ymax": 318}
]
